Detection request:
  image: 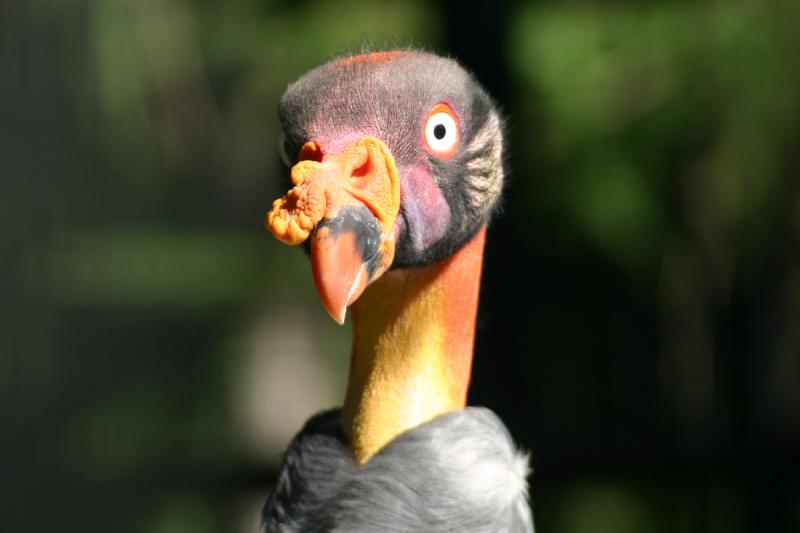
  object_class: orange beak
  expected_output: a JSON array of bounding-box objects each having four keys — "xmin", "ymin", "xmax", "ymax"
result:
[{"xmin": 266, "ymin": 136, "xmax": 401, "ymax": 324}]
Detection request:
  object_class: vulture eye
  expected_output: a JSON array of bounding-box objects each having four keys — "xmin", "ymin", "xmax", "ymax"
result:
[{"xmin": 423, "ymin": 103, "xmax": 460, "ymax": 159}]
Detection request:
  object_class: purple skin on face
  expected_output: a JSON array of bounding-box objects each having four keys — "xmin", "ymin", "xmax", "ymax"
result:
[{"xmin": 396, "ymin": 161, "xmax": 451, "ymax": 254}]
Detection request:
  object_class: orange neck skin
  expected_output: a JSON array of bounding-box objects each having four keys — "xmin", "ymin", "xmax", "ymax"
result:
[{"xmin": 342, "ymin": 227, "xmax": 487, "ymax": 465}]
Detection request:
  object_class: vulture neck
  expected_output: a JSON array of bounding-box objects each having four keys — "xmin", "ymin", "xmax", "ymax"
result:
[{"xmin": 342, "ymin": 227, "xmax": 487, "ymax": 465}]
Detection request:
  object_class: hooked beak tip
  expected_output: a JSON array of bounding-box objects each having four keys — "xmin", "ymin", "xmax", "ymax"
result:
[
  {"xmin": 322, "ymin": 267, "xmax": 368, "ymax": 326},
  {"xmin": 312, "ymin": 225, "xmax": 372, "ymax": 326}
]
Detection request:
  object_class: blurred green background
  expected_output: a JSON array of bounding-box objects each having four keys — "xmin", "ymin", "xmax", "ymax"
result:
[{"xmin": 3, "ymin": 0, "xmax": 799, "ymax": 531}]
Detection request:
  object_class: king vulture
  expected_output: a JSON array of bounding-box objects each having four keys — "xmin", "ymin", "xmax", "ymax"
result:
[{"xmin": 262, "ymin": 50, "xmax": 533, "ymax": 532}]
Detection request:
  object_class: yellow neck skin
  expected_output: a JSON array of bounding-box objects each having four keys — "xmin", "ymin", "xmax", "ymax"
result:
[{"xmin": 342, "ymin": 227, "xmax": 487, "ymax": 465}]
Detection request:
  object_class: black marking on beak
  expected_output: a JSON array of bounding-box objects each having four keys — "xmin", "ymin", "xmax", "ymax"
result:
[{"xmin": 316, "ymin": 205, "xmax": 384, "ymax": 280}]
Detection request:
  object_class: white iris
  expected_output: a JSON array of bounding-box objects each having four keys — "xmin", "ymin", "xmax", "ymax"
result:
[{"xmin": 425, "ymin": 112, "xmax": 458, "ymax": 153}]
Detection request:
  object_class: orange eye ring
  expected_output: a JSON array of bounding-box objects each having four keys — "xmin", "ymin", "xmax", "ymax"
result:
[{"xmin": 422, "ymin": 102, "xmax": 460, "ymax": 159}]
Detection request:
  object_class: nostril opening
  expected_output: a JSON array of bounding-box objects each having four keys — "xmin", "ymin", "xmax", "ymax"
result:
[{"xmin": 351, "ymin": 158, "xmax": 372, "ymax": 178}]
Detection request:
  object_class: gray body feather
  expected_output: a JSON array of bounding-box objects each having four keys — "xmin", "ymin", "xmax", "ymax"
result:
[{"xmin": 262, "ymin": 407, "xmax": 533, "ymax": 532}]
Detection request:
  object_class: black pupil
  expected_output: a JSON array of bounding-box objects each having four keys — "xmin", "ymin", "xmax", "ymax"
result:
[{"xmin": 433, "ymin": 123, "xmax": 447, "ymax": 140}]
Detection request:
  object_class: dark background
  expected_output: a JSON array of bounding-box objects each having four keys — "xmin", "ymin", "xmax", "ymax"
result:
[{"xmin": 3, "ymin": 0, "xmax": 799, "ymax": 531}]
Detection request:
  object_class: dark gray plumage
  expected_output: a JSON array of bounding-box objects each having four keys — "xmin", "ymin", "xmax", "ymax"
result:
[{"xmin": 262, "ymin": 408, "xmax": 532, "ymax": 532}]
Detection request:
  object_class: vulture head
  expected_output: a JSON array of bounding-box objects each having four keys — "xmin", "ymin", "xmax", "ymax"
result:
[{"xmin": 268, "ymin": 50, "xmax": 504, "ymax": 322}]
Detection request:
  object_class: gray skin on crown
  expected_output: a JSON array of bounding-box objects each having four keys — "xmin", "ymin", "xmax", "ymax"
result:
[
  {"xmin": 278, "ymin": 50, "xmax": 506, "ymax": 268},
  {"xmin": 262, "ymin": 407, "xmax": 534, "ymax": 533}
]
